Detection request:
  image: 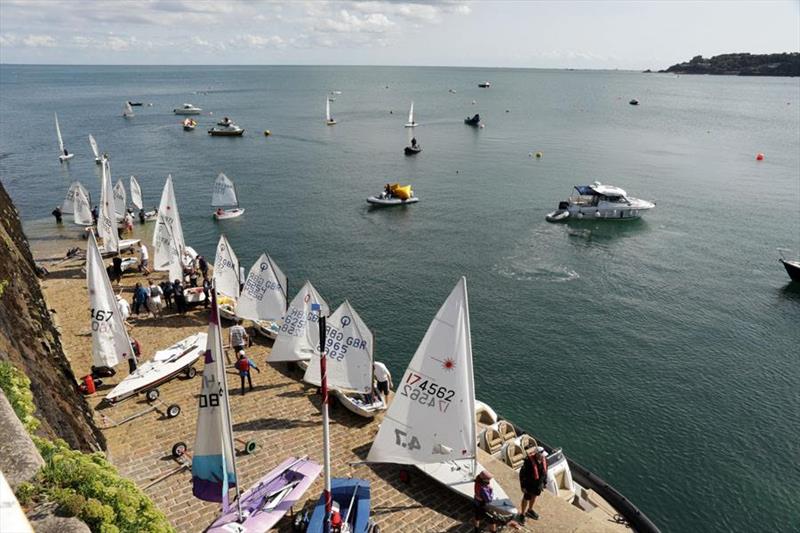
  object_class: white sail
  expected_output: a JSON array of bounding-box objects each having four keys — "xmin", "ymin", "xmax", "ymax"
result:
[
  {"xmin": 367, "ymin": 277, "xmax": 476, "ymax": 466},
  {"xmin": 211, "ymin": 173, "xmax": 238, "ymax": 208},
  {"xmin": 268, "ymin": 281, "xmax": 329, "ymax": 362},
  {"xmin": 98, "ymin": 159, "xmax": 119, "ymax": 253},
  {"xmin": 192, "ymin": 292, "xmax": 238, "ymax": 503},
  {"xmin": 408, "ymin": 101, "xmax": 414, "ymax": 125},
  {"xmin": 73, "ymin": 186, "xmax": 93, "ymax": 226},
  {"xmin": 236, "ymin": 253, "xmax": 287, "ymax": 323},
  {"xmin": 113, "ymin": 179, "xmax": 127, "ymax": 218},
  {"xmin": 62, "ymin": 181, "xmax": 90, "ymax": 214},
  {"xmin": 130, "ymin": 176, "xmax": 143, "ymax": 210},
  {"xmin": 89, "ymin": 134, "xmax": 100, "ymax": 159},
  {"xmin": 213, "ymin": 234, "xmax": 240, "ymax": 300},
  {"xmin": 303, "ymin": 300, "xmax": 374, "ymax": 394},
  {"xmin": 54, "ymin": 112, "xmax": 65, "ymax": 153},
  {"xmin": 325, "ymin": 97, "xmax": 331, "ymax": 122},
  {"xmin": 153, "ymin": 175, "xmax": 186, "ymax": 276},
  {"xmin": 124, "ymin": 102, "xmax": 134, "ymax": 117},
  {"xmin": 86, "ymin": 232, "xmax": 131, "ymax": 368}
]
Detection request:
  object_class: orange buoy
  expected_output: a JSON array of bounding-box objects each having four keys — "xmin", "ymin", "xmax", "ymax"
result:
[{"xmin": 756, "ymin": 153, "xmax": 765, "ymax": 161}]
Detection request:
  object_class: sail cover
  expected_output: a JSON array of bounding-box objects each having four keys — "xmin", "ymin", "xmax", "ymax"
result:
[
  {"xmin": 89, "ymin": 134, "xmax": 99, "ymax": 159},
  {"xmin": 113, "ymin": 179, "xmax": 127, "ymax": 218},
  {"xmin": 211, "ymin": 173, "xmax": 238, "ymax": 208},
  {"xmin": 98, "ymin": 159, "xmax": 118, "ymax": 253},
  {"xmin": 192, "ymin": 291, "xmax": 237, "ymax": 503},
  {"xmin": 73, "ymin": 186, "xmax": 93, "ymax": 226},
  {"xmin": 268, "ymin": 281, "xmax": 329, "ymax": 362},
  {"xmin": 236, "ymin": 253, "xmax": 287, "ymax": 323},
  {"xmin": 213, "ymin": 234, "xmax": 239, "ymax": 300},
  {"xmin": 367, "ymin": 277, "xmax": 477, "ymax": 465},
  {"xmin": 152, "ymin": 175, "xmax": 185, "ymax": 277},
  {"xmin": 86, "ymin": 232, "xmax": 131, "ymax": 368},
  {"xmin": 62, "ymin": 181, "xmax": 90, "ymax": 214},
  {"xmin": 130, "ymin": 176, "xmax": 143, "ymax": 210},
  {"xmin": 303, "ymin": 300, "xmax": 373, "ymax": 393}
]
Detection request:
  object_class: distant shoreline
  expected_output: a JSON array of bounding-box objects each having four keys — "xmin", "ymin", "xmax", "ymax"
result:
[{"xmin": 657, "ymin": 52, "xmax": 799, "ymax": 77}]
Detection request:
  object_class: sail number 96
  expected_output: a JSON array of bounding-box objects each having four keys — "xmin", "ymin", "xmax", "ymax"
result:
[{"xmin": 401, "ymin": 372, "xmax": 454, "ymax": 412}]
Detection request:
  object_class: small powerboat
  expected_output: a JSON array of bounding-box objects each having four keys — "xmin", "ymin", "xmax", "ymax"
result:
[
  {"xmin": 545, "ymin": 181, "xmax": 655, "ymax": 222},
  {"xmin": 367, "ymin": 183, "xmax": 418, "ymax": 206},
  {"xmin": 182, "ymin": 118, "xmax": 197, "ymax": 131},
  {"xmin": 778, "ymin": 249, "xmax": 800, "ymax": 282},
  {"xmin": 478, "ymin": 81, "xmax": 491, "ymax": 88},
  {"xmin": 629, "ymin": 99, "xmax": 639, "ymax": 106},
  {"xmin": 128, "ymin": 101, "xmax": 143, "ymax": 107},
  {"xmin": 208, "ymin": 124, "xmax": 244, "ymax": 136},
  {"xmin": 404, "ymin": 145, "xmax": 422, "ymax": 155},
  {"xmin": 173, "ymin": 103, "xmax": 202, "ymax": 115},
  {"xmin": 216, "ymin": 117, "xmax": 234, "ymax": 126},
  {"xmin": 464, "ymin": 113, "xmax": 481, "ymax": 126}
]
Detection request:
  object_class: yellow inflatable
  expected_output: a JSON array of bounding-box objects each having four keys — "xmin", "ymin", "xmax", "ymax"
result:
[{"xmin": 390, "ymin": 183, "xmax": 413, "ymax": 200}]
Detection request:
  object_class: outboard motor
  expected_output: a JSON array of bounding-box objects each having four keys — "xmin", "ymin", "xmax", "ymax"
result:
[{"xmin": 558, "ymin": 201, "xmax": 569, "ymax": 210}]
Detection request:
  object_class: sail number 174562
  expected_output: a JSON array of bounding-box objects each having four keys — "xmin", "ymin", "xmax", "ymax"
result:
[{"xmin": 400, "ymin": 372, "xmax": 455, "ymax": 412}]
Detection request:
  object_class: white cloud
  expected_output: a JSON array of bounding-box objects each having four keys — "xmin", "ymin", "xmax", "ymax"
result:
[
  {"xmin": 0, "ymin": 34, "xmax": 17, "ymax": 46},
  {"xmin": 19, "ymin": 34, "xmax": 56, "ymax": 47}
]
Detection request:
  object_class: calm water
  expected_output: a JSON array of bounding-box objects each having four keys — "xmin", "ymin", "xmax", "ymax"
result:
[{"xmin": 1, "ymin": 65, "xmax": 798, "ymax": 532}]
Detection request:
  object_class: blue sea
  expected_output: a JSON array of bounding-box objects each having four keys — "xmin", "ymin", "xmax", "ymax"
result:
[{"xmin": 1, "ymin": 65, "xmax": 798, "ymax": 532}]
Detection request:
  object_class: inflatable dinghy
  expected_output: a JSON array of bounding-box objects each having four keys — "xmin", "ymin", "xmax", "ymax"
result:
[{"xmin": 546, "ymin": 209, "xmax": 570, "ymax": 222}]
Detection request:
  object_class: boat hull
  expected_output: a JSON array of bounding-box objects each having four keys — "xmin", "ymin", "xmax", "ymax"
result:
[
  {"xmin": 174, "ymin": 109, "xmax": 201, "ymax": 115},
  {"xmin": 218, "ymin": 303, "xmax": 238, "ymax": 322},
  {"xmin": 184, "ymin": 287, "xmax": 207, "ymax": 306},
  {"xmin": 332, "ymin": 389, "xmax": 386, "ymax": 418},
  {"xmin": 208, "ymin": 129, "xmax": 244, "ymax": 136},
  {"xmin": 99, "ymin": 238, "xmax": 141, "ymax": 257},
  {"xmin": 565, "ymin": 205, "xmax": 652, "ymax": 220},
  {"xmin": 207, "ymin": 457, "xmax": 322, "ymax": 533},
  {"xmin": 545, "ymin": 209, "xmax": 570, "ymax": 222},
  {"xmin": 307, "ymin": 478, "xmax": 371, "ymax": 533},
  {"xmin": 59, "ymin": 154, "xmax": 74, "ymax": 162},
  {"xmin": 366, "ymin": 196, "xmax": 419, "ymax": 206},
  {"xmin": 404, "ymin": 146, "xmax": 422, "ymax": 155},
  {"xmin": 780, "ymin": 259, "xmax": 800, "ymax": 282},
  {"xmin": 255, "ymin": 320, "xmax": 280, "ymax": 339},
  {"xmin": 416, "ymin": 460, "xmax": 517, "ymax": 516},
  {"xmin": 213, "ymin": 208, "xmax": 245, "ymax": 220},
  {"xmin": 105, "ymin": 333, "xmax": 206, "ymax": 403}
]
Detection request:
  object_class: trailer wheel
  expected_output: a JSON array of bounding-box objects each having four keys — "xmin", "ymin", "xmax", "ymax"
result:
[
  {"xmin": 172, "ymin": 441, "xmax": 187, "ymax": 459},
  {"xmin": 166, "ymin": 404, "xmax": 181, "ymax": 418},
  {"xmin": 185, "ymin": 366, "xmax": 197, "ymax": 379},
  {"xmin": 145, "ymin": 388, "xmax": 159, "ymax": 402},
  {"xmin": 244, "ymin": 440, "xmax": 257, "ymax": 455}
]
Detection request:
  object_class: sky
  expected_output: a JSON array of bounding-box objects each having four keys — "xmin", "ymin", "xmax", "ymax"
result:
[{"xmin": 1, "ymin": 0, "xmax": 798, "ymax": 69}]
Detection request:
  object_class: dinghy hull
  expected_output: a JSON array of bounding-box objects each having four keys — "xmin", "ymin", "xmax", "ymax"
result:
[
  {"xmin": 366, "ymin": 196, "xmax": 419, "ymax": 206},
  {"xmin": 213, "ymin": 208, "xmax": 245, "ymax": 220},
  {"xmin": 307, "ymin": 478, "xmax": 372, "ymax": 533},
  {"xmin": 333, "ymin": 389, "xmax": 386, "ymax": 418},
  {"xmin": 416, "ymin": 460, "xmax": 517, "ymax": 516}
]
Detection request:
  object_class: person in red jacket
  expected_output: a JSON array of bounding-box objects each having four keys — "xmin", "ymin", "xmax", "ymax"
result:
[
  {"xmin": 518, "ymin": 446, "xmax": 547, "ymax": 522},
  {"xmin": 234, "ymin": 350, "xmax": 260, "ymax": 395}
]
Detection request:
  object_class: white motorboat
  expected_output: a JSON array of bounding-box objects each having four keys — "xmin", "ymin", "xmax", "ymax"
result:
[
  {"xmin": 325, "ymin": 96, "xmax": 336, "ymax": 125},
  {"xmin": 55, "ymin": 113, "xmax": 74, "ymax": 162},
  {"xmin": 105, "ymin": 333, "xmax": 207, "ymax": 403},
  {"xmin": 778, "ymin": 249, "xmax": 800, "ymax": 282},
  {"xmin": 211, "ymin": 173, "xmax": 245, "ymax": 219},
  {"xmin": 478, "ymin": 81, "xmax": 491, "ymax": 88},
  {"xmin": 546, "ymin": 181, "xmax": 655, "ymax": 222},
  {"xmin": 208, "ymin": 124, "xmax": 244, "ymax": 136},
  {"xmin": 404, "ymin": 101, "xmax": 417, "ymax": 128},
  {"xmin": 174, "ymin": 103, "xmax": 202, "ymax": 115},
  {"xmin": 366, "ymin": 278, "xmax": 517, "ymax": 517}
]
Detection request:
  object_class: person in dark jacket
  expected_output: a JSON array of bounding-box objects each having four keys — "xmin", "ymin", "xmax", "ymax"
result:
[
  {"xmin": 518, "ymin": 447, "xmax": 548, "ymax": 522},
  {"xmin": 129, "ymin": 338, "xmax": 141, "ymax": 373},
  {"xmin": 138, "ymin": 209, "xmax": 146, "ymax": 224},
  {"xmin": 473, "ymin": 470, "xmax": 496, "ymax": 533},
  {"xmin": 132, "ymin": 282, "xmax": 149, "ymax": 315},
  {"xmin": 173, "ymin": 279, "xmax": 187, "ymax": 314},
  {"xmin": 198, "ymin": 255, "xmax": 208, "ymax": 279},
  {"xmin": 91, "ymin": 206, "xmax": 99, "ymax": 224},
  {"xmin": 52, "ymin": 206, "xmax": 63, "ymax": 224},
  {"xmin": 161, "ymin": 281, "xmax": 174, "ymax": 310},
  {"xmin": 111, "ymin": 256, "xmax": 124, "ymax": 286},
  {"xmin": 202, "ymin": 277, "xmax": 211, "ymax": 308}
]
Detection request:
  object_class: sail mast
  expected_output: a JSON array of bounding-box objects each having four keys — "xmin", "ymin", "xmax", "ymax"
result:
[{"xmin": 314, "ymin": 303, "xmax": 333, "ymax": 532}]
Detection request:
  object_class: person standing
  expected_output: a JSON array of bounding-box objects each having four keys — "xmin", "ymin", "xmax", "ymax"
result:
[
  {"xmin": 138, "ymin": 209, "xmax": 146, "ymax": 224},
  {"xmin": 198, "ymin": 255, "xmax": 208, "ymax": 279},
  {"xmin": 202, "ymin": 277, "xmax": 211, "ymax": 309},
  {"xmin": 373, "ymin": 361, "xmax": 393, "ymax": 403},
  {"xmin": 148, "ymin": 280, "xmax": 163, "ymax": 317},
  {"xmin": 91, "ymin": 206, "xmax": 99, "ymax": 224},
  {"xmin": 116, "ymin": 293, "xmax": 131, "ymax": 325},
  {"xmin": 161, "ymin": 281, "xmax": 174, "ymax": 310},
  {"xmin": 518, "ymin": 447, "xmax": 548, "ymax": 522},
  {"xmin": 112, "ymin": 256, "xmax": 124, "ymax": 286},
  {"xmin": 128, "ymin": 338, "xmax": 141, "ymax": 373},
  {"xmin": 139, "ymin": 244, "xmax": 150, "ymax": 275},
  {"xmin": 239, "ymin": 264, "xmax": 246, "ymax": 293},
  {"xmin": 52, "ymin": 206, "xmax": 63, "ymax": 224},
  {"xmin": 234, "ymin": 350, "xmax": 259, "ymax": 395},
  {"xmin": 173, "ymin": 279, "xmax": 187, "ymax": 314},
  {"xmin": 188, "ymin": 267, "xmax": 198, "ymax": 288},
  {"xmin": 133, "ymin": 282, "xmax": 149, "ymax": 315},
  {"xmin": 123, "ymin": 211, "xmax": 134, "ymax": 233},
  {"xmin": 473, "ymin": 470, "xmax": 497, "ymax": 533},
  {"xmin": 229, "ymin": 319, "xmax": 248, "ymax": 355}
]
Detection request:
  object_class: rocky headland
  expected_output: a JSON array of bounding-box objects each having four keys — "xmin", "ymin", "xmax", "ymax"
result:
[{"xmin": 659, "ymin": 52, "xmax": 799, "ymax": 77}]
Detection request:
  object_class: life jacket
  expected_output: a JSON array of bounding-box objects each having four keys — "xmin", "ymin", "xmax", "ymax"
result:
[
  {"xmin": 530, "ymin": 456, "xmax": 547, "ymax": 480},
  {"xmin": 236, "ymin": 358, "xmax": 250, "ymax": 373},
  {"xmin": 131, "ymin": 339, "xmax": 141, "ymax": 356}
]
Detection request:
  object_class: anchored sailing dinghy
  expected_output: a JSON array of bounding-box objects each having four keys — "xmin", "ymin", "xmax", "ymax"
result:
[
  {"xmin": 236, "ymin": 253, "xmax": 288, "ymax": 339},
  {"xmin": 404, "ymin": 101, "xmax": 417, "ymax": 128},
  {"xmin": 303, "ymin": 301, "xmax": 387, "ymax": 418},
  {"xmin": 123, "ymin": 101, "xmax": 135, "ymax": 118},
  {"xmin": 106, "ymin": 333, "xmax": 206, "ymax": 404},
  {"xmin": 212, "ymin": 173, "xmax": 245, "ymax": 219},
  {"xmin": 89, "ymin": 134, "xmax": 102, "ymax": 164},
  {"xmin": 213, "ymin": 234, "xmax": 240, "ymax": 321},
  {"xmin": 195, "ymin": 291, "xmax": 322, "ymax": 532},
  {"xmin": 55, "ymin": 113, "xmax": 74, "ymax": 162},
  {"xmin": 86, "ymin": 232, "xmax": 131, "ymax": 371},
  {"xmin": 267, "ymin": 281, "xmax": 328, "ymax": 363},
  {"xmin": 366, "ymin": 277, "xmax": 517, "ymax": 516},
  {"xmin": 325, "ymin": 97, "xmax": 336, "ymax": 125}
]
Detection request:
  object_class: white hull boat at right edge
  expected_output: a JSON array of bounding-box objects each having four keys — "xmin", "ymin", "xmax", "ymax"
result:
[
  {"xmin": 367, "ymin": 277, "xmax": 517, "ymax": 517},
  {"xmin": 546, "ymin": 181, "xmax": 655, "ymax": 222}
]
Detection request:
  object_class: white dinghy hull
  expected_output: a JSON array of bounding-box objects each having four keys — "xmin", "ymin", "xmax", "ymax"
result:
[
  {"xmin": 332, "ymin": 390, "xmax": 385, "ymax": 419},
  {"xmin": 213, "ymin": 208, "xmax": 245, "ymax": 220},
  {"xmin": 366, "ymin": 196, "xmax": 419, "ymax": 206},
  {"xmin": 416, "ymin": 460, "xmax": 517, "ymax": 516}
]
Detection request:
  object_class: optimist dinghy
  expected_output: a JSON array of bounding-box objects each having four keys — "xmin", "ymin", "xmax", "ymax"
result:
[
  {"xmin": 212, "ymin": 234, "xmax": 241, "ymax": 321},
  {"xmin": 268, "ymin": 281, "xmax": 328, "ymax": 363},
  {"xmin": 306, "ymin": 479, "xmax": 372, "ymax": 533},
  {"xmin": 237, "ymin": 253, "xmax": 288, "ymax": 340},
  {"xmin": 105, "ymin": 333, "xmax": 206, "ymax": 403},
  {"xmin": 333, "ymin": 390, "xmax": 385, "ymax": 418},
  {"xmin": 366, "ymin": 277, "xmax": 517, "ymax": 516},
  {"xmin": 211, "ymin": 173, "xmax": 245, "ymax": 219}
]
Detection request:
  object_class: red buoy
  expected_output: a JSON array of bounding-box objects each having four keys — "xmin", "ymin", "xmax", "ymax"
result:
[{"xmin": 756, "ymin": 153, "xmax": 765, "ymax": 161}]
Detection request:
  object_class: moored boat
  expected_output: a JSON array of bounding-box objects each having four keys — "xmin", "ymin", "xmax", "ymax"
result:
[
  {"xmin": 367, "ymin": 183, "xmax": 418, "ymax": 206},
  {"xmin": 778, "ymin": 249, "xmax": 800, "ymax": 282},
  {"xmin": 464, "ymin": 113, "xmax": 481, "ymax": 126},
  {"xmin": 208, "ymin": 124, "xmax": 244, "ymax": 136},
  {"xmin": 478, "ymin": 81, "xmax": 491, "ymax": 88},
  {"xmin": 545, "ymin": 181, "xmax": 655, "ymax": 222},
  {"xmin": 173, "ymin": 103, "xmax": 202, "ymax": 115},
  {"xmin": 182, "ymin": 118, "xmax": 197, "ymax": 131}
]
